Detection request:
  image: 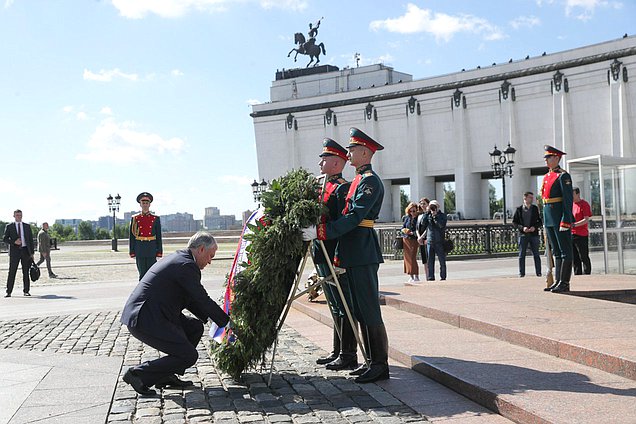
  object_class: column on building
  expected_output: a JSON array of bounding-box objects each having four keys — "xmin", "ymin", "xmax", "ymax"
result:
[
  {"xmin": 362, "ymin": 106, "xmax": 394, "ymax": 222},
  {"xmin": 285, "ymin": 113, "xmax": 299, "ymax": 170},
  {"xmin": 452, "ymin": 90, "xmax": 482, "ymax": 219},
  {"xmin": 406, "ymin": 97, "xmax": 435, "ymax": 213},
  {"xmin": 551, "ymin": 70, "xmax": 569, "ymax": 155}
]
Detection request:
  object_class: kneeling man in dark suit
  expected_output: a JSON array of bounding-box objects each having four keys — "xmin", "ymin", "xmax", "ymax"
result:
[{"xmin": 121, "ymin": 231, "xmax": 230, "ymax": 395}]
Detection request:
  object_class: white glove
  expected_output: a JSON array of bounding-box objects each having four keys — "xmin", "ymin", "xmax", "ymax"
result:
[
  {"xmin": 559, "ymin": 226, "xmax": 569, "ymax": 232},
  {"xmin": 301, "ymin": 225, "xmax": 317, "ymax": 241}
]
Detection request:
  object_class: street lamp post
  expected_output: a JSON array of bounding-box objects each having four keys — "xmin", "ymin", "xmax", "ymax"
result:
[
  {"xmin": 251, "ymin": 179, "xmax": 268, "ymax": 207},
  {"xmin": 489, "ymin": 144, "xmax": 516, "ymax": 225},
  {"xmin": 107, "ymin": 193, "xmax": 121, "ymax": 251}
]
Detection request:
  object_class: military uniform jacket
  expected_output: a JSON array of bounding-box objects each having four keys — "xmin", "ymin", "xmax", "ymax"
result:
[
  {"xmin": 120, "ymin": 249, "xmax": 229, "ymax": 343},
  {"xmin": 129, "ymin": 212, "xmax": 163, "ymax": 258},
  {"xmin": 313, "ymin": 174, "xmax": 350, "ymax": 266},
  {"xmin": 317, "ymin": 164, "xmax": 384, "ymax": 268},
  {"xmin": 541, "ymin": 166, "xmax": 573, "ymax": 229}
]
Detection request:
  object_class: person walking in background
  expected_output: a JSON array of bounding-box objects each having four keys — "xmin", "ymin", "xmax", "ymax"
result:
[
  {"xmin": 401, "ymin": 202, "xmax": 420, "ymax": 283},
  {"xmin": 572, "ymin": 187, "xmax": 592, "ymax": 275},
  {"xmin": 36, "ymin": 222, "xmax": 57, "ymax": 278},
  {"xmin": 512, "ymin": 192, "xmax": 542, "ymax": 278},
  {"xmin": 420, "ymin": 200, "xmax": 447, "ymax": 281},
  {"xmin": 130, "ymin": 192, "xmax": 163, "ymax": 280},
  {"xmin": 541, "ymin": 145, "xmax": 574, "ymax": 293},
  {"xmin": 416, "ymin": 197, "xmax": 430, "ymax": 280},
  {"xmin": 3, "ymin": 209, "xmax": 34, "ymax": 297}
]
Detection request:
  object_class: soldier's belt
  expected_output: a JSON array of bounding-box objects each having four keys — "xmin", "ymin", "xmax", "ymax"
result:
[
  {"xmin": 135, "ymin": 236, "xmax": 157, "ymax": 241},
  {"xmin": 358, "ymin": 219, "xmax": 375, "ymax": 228},
  {"xmin": 543, "ymin": 197, "xmax": 563, "ymax": 204}
]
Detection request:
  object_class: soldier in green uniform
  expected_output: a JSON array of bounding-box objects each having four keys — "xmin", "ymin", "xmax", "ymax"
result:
[
  {"xmin": 302, "ymin": 127, "xmax": 388, "ymax": 384},
  {"xmin": 130, "ymin": 192, "xmax": 163, "ymax": 280},
  {"xmin": 312, "ymin": 138, "xmax": 357, "ymax": 371},
  {"xmin": 541, "ymin": 146, "xmax": 574, "ymax": 293}
]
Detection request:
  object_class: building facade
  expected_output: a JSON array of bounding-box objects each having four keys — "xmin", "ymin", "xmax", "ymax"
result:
[{"xmin": 251, "ymin": 36, "xmax": 636, "ymax": 222}]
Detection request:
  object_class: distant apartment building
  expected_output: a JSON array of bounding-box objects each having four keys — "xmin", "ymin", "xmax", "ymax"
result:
[
  {"xmin": 96, "ymin": 215, "xmax": 125, "ymax": 230},
  {"xmin": 204, "ymin": 207, "xmax": 238, "ymax": 230},
  {"xmin": 54, "ymin": 218, "xmax": 82, "ymax": 233},
  {"xmin": 242, "ymin": 210, "xmax": 254, "ymax": 226},
  {"xmin": 162, "ymin": 212, "xmax": 200, "ymax": 233}
]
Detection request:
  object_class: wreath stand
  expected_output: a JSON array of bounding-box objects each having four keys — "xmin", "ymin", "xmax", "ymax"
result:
[{"xmin": 266, "ymin": 240, "xmax": 370, "ymax": 387}]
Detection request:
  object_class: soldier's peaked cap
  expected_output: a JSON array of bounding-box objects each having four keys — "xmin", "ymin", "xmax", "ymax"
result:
[
  {"xmin": 544, "ymin": 145, "xmax": 566, "ymax": 158},
  {"xmin": 136, "ymin": 192, "xmax": 153, "ymax": 203},
  {"xmin": 348, "ymin": 127, "xmax": 384, "ymax": 152},
  {"xmin": 319, "ymin": 138, "xmax": 348, "ymax": 161}
]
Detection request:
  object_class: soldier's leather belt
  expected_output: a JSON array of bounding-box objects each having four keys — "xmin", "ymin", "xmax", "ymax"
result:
[
  {"xmin": 543, "ymin": 197, "xmax": 563, "ymax": 204},
  {"xmin": 358, "ymin": 219, "xmax": 375, "ymax": 228},
  {"xmin": 135, "ymin": 236, "xmax": 157, "ymax": 241}
]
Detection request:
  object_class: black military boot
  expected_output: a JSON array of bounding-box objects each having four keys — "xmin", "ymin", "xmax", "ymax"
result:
[
  {"xmin": 544, "ymin": 258, "xmax": 562, "ymax": 291},
  {"xmin": 350, "ymin": 325, "xmax": 370, "ymax": 376},
  {"xmin": 316, "ymin": 323, "xmax": 340, "ymax": 365},
  {"xmin": 355, "ymin": 324, "xmax": 389, "ymax": 384},
  {"xmin": 326, "ymin": 317, "xmax": 358, "ymax": 370},
  {"xmin": 552, "ymin": 260, "xmax": 572, "ymax": 293}
]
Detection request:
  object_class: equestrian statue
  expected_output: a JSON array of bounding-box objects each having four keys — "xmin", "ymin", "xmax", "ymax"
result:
[{"xmin": 288, "ymin": 18, "xmax": 326, "ymax": 68}]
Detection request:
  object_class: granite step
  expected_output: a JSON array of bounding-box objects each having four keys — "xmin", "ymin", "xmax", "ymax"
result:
[{"xmin": 291, "ymin": 295, "xmax": 636, "ymax": 424}]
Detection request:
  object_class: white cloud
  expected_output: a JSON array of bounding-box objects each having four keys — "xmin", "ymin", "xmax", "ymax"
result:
[
  {"xmin": 4, "ymin": 0, "xmax": 14, "ymax": 8},
  {"xmin": 510, "ymin": 15, "xmax": 541, "ymax": 29},
  {"xmin": 171, "ymin": 69, "xmax": 184, "ymax": 77},
  {"xmin": 76, "ymin": 111, "xmax": 88, "ymax": 120},
  {"xmin": 217, "ymin": 175, "xmax": 253, "ymax": 185},
  {"xmin": 246, "ymin": 99, "xmax": 261, "ymax": 106},
  {"xmin": 369, "ymin": 4, "xmax": 505, "ymax": 42},
  {"xmin": 110, "ymin": 0, "xmax": 306, "ymax": 19},
  {"xmin": 565, "ymin": 0, "xmax": 623, "ymax": 21},
  {"xmin": 100, "ymin": 106, "xmax": 113, "ymax": 115},
  {"xmin": 62, "ymin": 105, "xmax": 73, "ymax": 113},
  {"xmin": 83, "ymin": 68, "xmax": 139, "ymax": 82},
  {"xmin": 76, "ymin": 118, "xmax": 185, "ymax": 164}
]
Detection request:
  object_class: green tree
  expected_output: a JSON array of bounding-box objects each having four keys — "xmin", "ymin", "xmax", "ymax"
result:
[
  {"xmin": 114, "ymin": 223, "xmax": 129, "ymax": 239},
  {"xmin": 0, "ymin": 221, "xmax": 6, "ymax": 240},
  {"xmin": 78, "ymin": 221, "xmax": 95, "ymax": 240},
  {"xmin": 50, "ymin": 223, "xmax": 76, "ymax": 242},
  {"xmin": 443, "ymin": 183, "xmax": 456, "ymax": 213},
  {"xmin": 399, "ymin": 188, "xmax": 409, "ymax": 218},
  {"xmin": 489, "ymin": 182, "xmax": 503, "ymax": 218},
  {"xmin": 95, "ymin": 228, "xmax": 110, "ymax": 240}
]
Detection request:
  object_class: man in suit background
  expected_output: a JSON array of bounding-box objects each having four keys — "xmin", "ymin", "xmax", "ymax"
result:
[
  {"xmin": 3, "ymin": 209, "xmax": 34, "ymax": 297},
  {"xmin": 512, "ymin": 192, "xmax": 543, "ymax": 278},
  {"xmin": 121, "ymin": 231, "xmax": 230, "ymax": 396}
]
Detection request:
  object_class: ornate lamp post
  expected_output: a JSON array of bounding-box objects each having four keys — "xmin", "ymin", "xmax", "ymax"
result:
[
  {"xmin": 489, "ymin": 143, "xmax": 516, "ymax": 224},
  {"xmin": 107, "ymin": 193, "xmax": 121, "ymax": 251},
  {"xmin": 251, "ymin": 179, "xmax": 268, "ymax": 207}
]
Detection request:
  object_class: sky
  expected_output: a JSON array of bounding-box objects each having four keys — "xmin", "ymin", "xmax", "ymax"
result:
[{"xmin": 1, "ymin": 0, "xmax": 634, "ymax": 225}]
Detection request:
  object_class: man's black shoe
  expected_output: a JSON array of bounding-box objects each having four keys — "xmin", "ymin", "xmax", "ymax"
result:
[
  {"xmin": 154, "ymin": 374, "xmax": 193, "ymax": 389},
  {"xmin": 349, "ymin": 364, "xmax": 368, "ymax": 376},
  {"xmin": 23, "ymin": 292, "xmax": 31, "ymax": 297},
  {"xmin": 123, "ymin": 368, "xmax": 156, "ymax": 396},
  {"xmin": 325, "ymin": 355, "xmax": 358, "ymax": 371},
  {"xmin": 316, "ymin": 353, "xmax": 338, "ymax": 365},
  {"xmin": 4, "ymin": 294, "xmax": 10, "ymax": 298},
  {"xmin": 543, "ymin": 281, "xmax": 559, "ymax": 292},
  {"xmin": 551, "ymin": 282, "xmax": 570, "ymax": 293},
  {"xmin": 354, "ymin": 364, "xmax": 389, "ymax": 384}
]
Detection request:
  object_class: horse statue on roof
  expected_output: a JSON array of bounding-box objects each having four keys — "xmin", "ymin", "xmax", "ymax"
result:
[{"xmin": 287, "ymin": 31, "xmax": 326, "ymax": 68}]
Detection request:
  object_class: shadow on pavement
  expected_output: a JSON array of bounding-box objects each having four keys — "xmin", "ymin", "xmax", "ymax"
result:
[{"xmin": 36, "ymin": 294, "xmax": 76, "ymax": 300}]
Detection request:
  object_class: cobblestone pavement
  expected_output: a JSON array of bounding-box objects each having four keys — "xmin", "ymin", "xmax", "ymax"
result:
[{"xmin": 0, "ymin": 312, "xmax": 429, "ymax": 423}]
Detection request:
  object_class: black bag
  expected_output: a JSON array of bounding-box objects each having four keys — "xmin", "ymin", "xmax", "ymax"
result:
[
  {"xmin": 393, "ymin": 236, "xmax": 404, "ymax": 250},
  {"xmin": 29, "ymin": 261, "xmax": 41, "ymax": 282},
  {"xmin": 442, "ymin": 238, "xmax": 454, "ymax": 253}
]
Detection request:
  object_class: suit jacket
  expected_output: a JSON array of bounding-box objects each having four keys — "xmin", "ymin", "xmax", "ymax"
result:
[
  {"xmin": 37, "ymin": 229, "xmax": 52, "ymax": 253},
  {"xmin": 419, "ymin": 211, "xmax": 447, "ymax": 244},
  {"xmin": 3, "ymin": 222, "xmax": 34, "ymax": 256},
  {"xmin": 512, "ymin": 204, "xmax": 542, "ymax": 236},
  {"xmin": 120, "ymin": 249, "xmax": 229, "ymax": 343}
]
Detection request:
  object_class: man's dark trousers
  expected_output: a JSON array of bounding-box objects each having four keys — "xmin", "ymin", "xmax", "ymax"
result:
[
  {"xmin": 518, "ymin": 235, "xmax": 541, "ymax": 277},
  {"xmin": 7, "ymin": 247, "xmax": 31, "ymax": 295},
  {"xmin": 127, "ymin": 313, "xmax": 203, "ymax": 386},
  {"xmin": 572, "ymin": 234, "xmax": 591, "ymax": 275}
]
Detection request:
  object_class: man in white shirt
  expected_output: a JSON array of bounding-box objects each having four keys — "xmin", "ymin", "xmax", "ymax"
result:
[{"xmin": 3, "ymin": 209, "xmax": 35, "ymax": 297}]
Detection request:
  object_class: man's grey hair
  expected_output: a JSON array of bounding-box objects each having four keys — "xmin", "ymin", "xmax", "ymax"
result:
[{"xmin": 188, "ymin": 231, "xmax": 217, "ymax": 250}]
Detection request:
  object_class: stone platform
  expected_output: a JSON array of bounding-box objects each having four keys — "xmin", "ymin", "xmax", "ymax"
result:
[{"xmin": 290, "ymin": 274, "xmax": 636, "ymax": 424}]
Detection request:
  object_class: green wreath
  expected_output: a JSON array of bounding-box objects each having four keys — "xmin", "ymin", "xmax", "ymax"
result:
[{"xmin": 212, "ymin": 168, "xmax": 324, "ymax": 380}]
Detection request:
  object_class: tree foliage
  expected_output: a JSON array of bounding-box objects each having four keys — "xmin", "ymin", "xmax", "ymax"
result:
[
  {"xmin": 78, "ymin": 221, "xmax": 95, "ymax": 240},
  {"xmin": 212, "ymin": 168, "xmax": 324, "ymax": 380}
]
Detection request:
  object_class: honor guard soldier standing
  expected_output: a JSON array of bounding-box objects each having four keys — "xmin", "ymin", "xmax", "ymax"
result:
[
  {"xmin": 130, "ymin": 192, "xmax": 163, "ymax": 280},
  {"xmin": 302, "ymin": 127, "xmax": 389, "ymax": 384},
  {"xmin": 313, "ymin": 138, "xmax": 358, "ymax": 371},
  {"xmin": 541, "ymin": 146, "xmax": 574, "ymax": 293}
]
